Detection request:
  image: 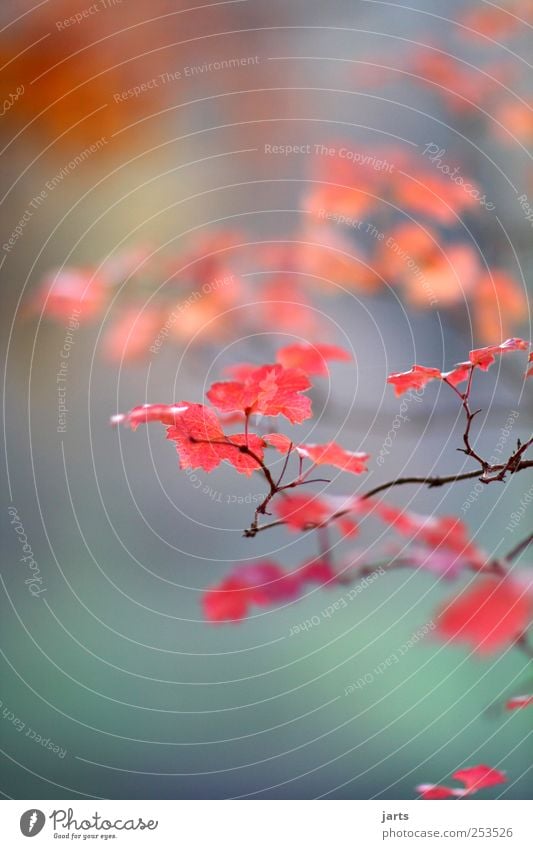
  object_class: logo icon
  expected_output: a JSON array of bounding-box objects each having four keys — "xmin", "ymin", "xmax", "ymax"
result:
[{"xmin": 20, "ymin": 810, "xmax": 45, "ymax": 837}]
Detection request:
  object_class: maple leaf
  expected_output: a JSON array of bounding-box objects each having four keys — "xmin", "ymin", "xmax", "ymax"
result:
[
  {"xmin": 436, "ymin": 577, "xmax": 532, "ymax": 654},
  {"xmin": 526, "ymin": 352, "xmax": 533, "ymax": 378},
  {"xmin": 386, "ymin": 364, "xmax": 442, "ymax": 396},
  {"xmin": 264, "ymin": 436, "xmax": 369, "ymax": 475},
  {"xmin": 276, "ymin": 343, "xmax": 352, "ymax": 376},
  {"xmin": 296, "ymin": 442, "xmax": 369, "ymax": 474},
  {"xmin": 165, "ymin": 405, "xmax": 265, "ymax": 475},
  {"xmin": 207, "ymin": 363, "xmax": 312, "ymax": 424},
  {"xmin": 113, "ymin": 402, "xmax": 265, "ymax": 475},
  {"xmin": 469, "ymin": 337, "xmax": 529, "ymax": 370}
]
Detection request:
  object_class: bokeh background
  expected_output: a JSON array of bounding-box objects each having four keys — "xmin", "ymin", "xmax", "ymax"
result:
[{"xmin": 1, "ymin": 0, "xmax": 532, "ymax": 800}]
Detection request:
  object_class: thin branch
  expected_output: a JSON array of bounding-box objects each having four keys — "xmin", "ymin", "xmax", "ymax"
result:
[
  {"xmin": 361, "ymin": 460, "xmax": 533, "ymax": 501},
  {"xmin": 504, "ymin": 532, "xmax": 533, "ymax": 564}
]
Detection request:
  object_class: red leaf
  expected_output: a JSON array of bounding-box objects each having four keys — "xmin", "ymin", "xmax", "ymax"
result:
[
  {"xmin": 114, "ymin": 402, "xmax": 265, "ymax": 475},
  {"xmin": 416, "ymin": 784, "xmax": 461, "ymax": 800},
  {"xmin": 373, "ymin": 504, "xmax": 483, "ymax": 565},
  {"xmin": 469, "ymin": 337, "xmax": 529, "ymax": 370},
  {"xmin": 263, "ymin": 433, "xmax": 294, "ymax": 453},
  {"xmin": 388, "ymin": 338, "xmax": 530, "ymax": 396},
  {"xmin": 167, "ymin": 406, "xmax": 265, "ymax": 476},
  {"xmin": 103, "ymin": 305, "xmax": 163, "ymax": 363},
  {"xmin": 296, "ymin": 442, "xmax": 369, "ymax": 474},
  {"xmin": 111, "ymin": 403, "xmax": 191, "ymax": 430},
  {"xmin": 34, "ymin": 267, "xmax": 106, "ymax": 321},
  {"xmin": 387, "ymin": 364, "xmax": 442, "ymax": 396},
  {"xmin": 452, "ymin": 765, "xmax": 507, "ymax": 795},
  {"xmin": 506, "ymin": 695, "xmax": 533, "ymax": 710},
  {"xmin": 207, "ymin": 363, "xmax": 312, "ymax": 424},
  {"xmin": 276, "ymin": 343, "xmax": 352, "ymax": 376},
  {"xmin": 442, "ymin": 361, "xmax": 472, "ymax": 387},
  {"xmin": 274, "ymin": 493, "xmax": 358, "ymax": 535},
  {"xmin": 203, "ymin": 559, "xmax": 337, "ymax": 622},
  {"xmin": 203, "ymin": 577, "xmax": 252, "ymax": 623},
  {"xmin": 526, "ymin": 352, "xmax": 533, "ymax": 378},
  {"xmin": 417, "ymin": 765, "xmax": 507, "ymax": 799},
  {"xmin": 436, "ymin": 577, "xmax": 532, "ymax": 654}
]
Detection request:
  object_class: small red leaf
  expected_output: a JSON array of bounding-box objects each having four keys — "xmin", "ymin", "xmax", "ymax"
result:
[
  {"xmin": 452, "ymin": 765, "xmax": 507, "ymax": 794},
  {"xmin": 387, "ymin": 364, "xmax": 442, "ymax": 396},
  {"xmin": 276, "ymin": 342, "xmax": 352, "ymax": 375},
  {"xmin": 416, "ymin": 784, "xmax": 461, "ymax": 800},
  {"xmin": 506, "ymin": 695, "xmax": 533, "ymax": 710},
  {"xmin": 296, "ymin": 442, "xmax": 369, "ymax": 475},
  {"xmin": 469, "ymin": 337, "xmax": 529, "ymax": 370}
]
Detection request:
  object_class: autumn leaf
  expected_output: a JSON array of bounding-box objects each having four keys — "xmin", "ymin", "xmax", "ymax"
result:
[
  {"xmin": 276, "ymin": 342, "xmax": 352, "ymax": 375},
  {"xmin": 296, "ymin": 442, "xmax": 369, "ymax": 474},
  {"xmin": 274, "ymin": 493, "xmax": 358, "ymax": 536},
  {"xmin": 417, "ymin": 764, "xmax": 507, "ymax": 799},
  {"xmin": 435, "ymin": 576, "xmax": 532, "ymax": 654},
  {"xmin": 113, "ymin": 401, "xmax": 265, "ymax": 475},
  {"xmin": 469, "ymin": 337, "xmax": 529, "ymax": 369},
  {"xmin": 506, "ymin": 695, "xmax": 533, "ymax": 710},
  {"xmin": 452, "ymin": 765, "xmax": 507, "ymax": 795},
  {"xmin": 203, "ymin": 559, "xmax": 336, "ymax": 622},
  {"xmin": 207, "ymin": 363, "xmax": 313, "ymax": 424},
  {"xmin": 387, "ymin": 364, "xmax": 442, "ymax": 396}
]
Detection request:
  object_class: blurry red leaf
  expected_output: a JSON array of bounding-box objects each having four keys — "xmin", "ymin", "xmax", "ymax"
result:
[
  {"xmin": 436, "ymin": 577, "xmax": 532, "ymax": 654},
  {"xmin": 296, "ymin": 442, "xmax": 369, "ymax": 474},
  {"xmin": 506, "ymin": 695, "xmax": 533, "ymax": 710},
  {"xmin": 276, "ymin": 343, "xmax": 352, "ymax": 375}
]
